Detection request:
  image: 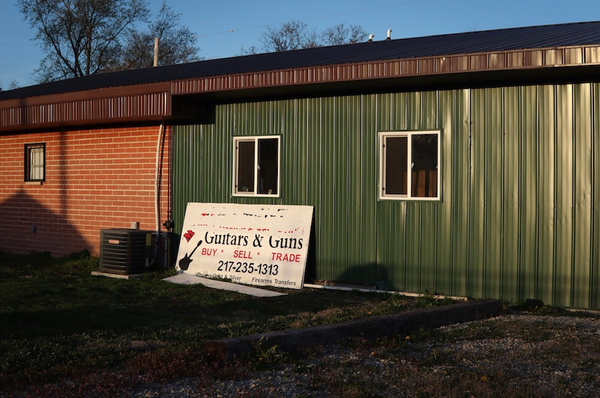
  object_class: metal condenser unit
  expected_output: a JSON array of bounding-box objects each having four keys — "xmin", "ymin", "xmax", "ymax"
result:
[{"xmin": 99, "ymin": 228, "xmax": 150, "ymax": 275}]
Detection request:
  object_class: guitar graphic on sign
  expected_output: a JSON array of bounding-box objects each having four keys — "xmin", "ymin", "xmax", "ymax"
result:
[{"xmin": 178, "ymin": 239, "xmax": 203, "ymax": 271}]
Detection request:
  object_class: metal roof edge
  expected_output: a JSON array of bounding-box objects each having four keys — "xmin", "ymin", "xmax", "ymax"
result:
[
  {"xmin": 2, "ymin": 21, "xmax": 600, "ymax": 131},
  {"xmin": 2, "ymin": 20, "xmax": 600, "ymax": 102}
]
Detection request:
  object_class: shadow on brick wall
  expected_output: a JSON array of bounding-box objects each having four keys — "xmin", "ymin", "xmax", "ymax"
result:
[{"xmin": 0, "ymin": 189, "xmax": 91, "ymax": 256}]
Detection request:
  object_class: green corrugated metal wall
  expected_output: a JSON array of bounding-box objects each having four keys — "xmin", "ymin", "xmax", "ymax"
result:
[{"xmin": 172, "ymin": 83, "xmax": 600, "ymax": 309}]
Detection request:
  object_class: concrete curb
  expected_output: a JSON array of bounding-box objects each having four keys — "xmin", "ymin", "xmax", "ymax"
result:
[{"xmin": 204, "ymin": 299, "xmax": 503, "ymax": 362}]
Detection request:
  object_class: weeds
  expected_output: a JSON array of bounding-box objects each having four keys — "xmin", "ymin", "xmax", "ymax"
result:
[{"xmin": 250, "ymin": 337, "xmax": 289, "ymax": 370}]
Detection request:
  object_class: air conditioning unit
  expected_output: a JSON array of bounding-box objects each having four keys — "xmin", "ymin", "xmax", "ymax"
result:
[{"xmin": 99, "ymin": 229, "xmax": 150, "ymax": 275}]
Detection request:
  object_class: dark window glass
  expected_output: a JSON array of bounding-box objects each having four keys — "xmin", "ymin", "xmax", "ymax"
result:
[
  {"xmin": 384, "ymin": 136, "xmax": 407, "ymax": 195},
  {"xmin": 257, "ymin": 138, "xmax": 279, "ymax": 195},
  {"xmin": 411, "ymin": 134, "xmax": 438, "ymax": 198},
  {"xmin": 236, "ymin": 141, "xmax": 255, "ymax": 193}
]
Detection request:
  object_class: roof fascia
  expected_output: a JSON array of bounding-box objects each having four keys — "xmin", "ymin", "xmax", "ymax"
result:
[
  {"xmin": 0, "ymin": 83, "xmax": 171, "ymax": 133},
  {"xmin": 171, "ymin": 45, "xmax": 600, "ymax": 97},
  {"xmin": 0, "ymin": 82, "xmax": 170, "ymax": 108}
]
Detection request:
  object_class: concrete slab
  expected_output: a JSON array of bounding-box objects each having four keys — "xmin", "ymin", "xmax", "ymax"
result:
[{"xmin": 163, "ymin": 273, "xmax": 287, "ymax": 298}]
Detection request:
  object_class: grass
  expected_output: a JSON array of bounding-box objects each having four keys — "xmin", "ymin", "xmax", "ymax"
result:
[
  {"xmin": 0, "ymin": 250, "xmax": 450, "ymax": 396},
  {"xmin": 6, "ymin": 251, "xmax": 595, "ymax": 397}
]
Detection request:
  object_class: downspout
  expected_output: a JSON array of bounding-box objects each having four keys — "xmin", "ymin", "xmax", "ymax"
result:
[
  {"xmin": 155, "ymin": 123, "xmax": 164, "ymax": 233},
  {"xmin": 154, "ymin": 40, "xmax": 164, "ymax": 236},
  {"xmin": 153, "ymin": 122, "xmax": 165, "ymax": 267},
  {"xmin": 154, "ymin": 38, "xmax": 163, "ymax": 242}
]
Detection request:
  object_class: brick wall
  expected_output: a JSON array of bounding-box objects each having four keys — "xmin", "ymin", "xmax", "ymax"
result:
[{"xmin": 0, "ymin": 125, "xmax": 171, "ymax": 257}]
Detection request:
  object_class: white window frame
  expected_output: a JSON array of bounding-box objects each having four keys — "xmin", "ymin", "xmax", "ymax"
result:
[
  {"xmin": 379, "ymin": 130, "xmax": 441, "ymax": 201},
  {"xmin": 232, "ymin": 135, "xmax": 281, "ymax": 197}
]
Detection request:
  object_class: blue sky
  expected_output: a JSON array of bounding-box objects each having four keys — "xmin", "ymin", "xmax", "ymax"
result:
[{"xmin": 1, "ymin": 0, "xmax": 599, "ymax": 88}]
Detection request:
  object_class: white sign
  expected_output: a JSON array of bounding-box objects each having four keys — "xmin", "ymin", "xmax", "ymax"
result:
[{"xmin": 176, "ymin": 203, "xmax": 313, "ymax": 289}]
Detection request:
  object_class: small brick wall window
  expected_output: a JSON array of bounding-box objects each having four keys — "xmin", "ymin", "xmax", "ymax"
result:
[{"xmin": 25, "ymin": 143, "xmax": 46, "ymax": 182}]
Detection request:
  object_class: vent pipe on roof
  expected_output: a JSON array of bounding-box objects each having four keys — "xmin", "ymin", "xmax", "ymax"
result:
[
  {"xmin": 153, "ymin": 37, "xmax": 159, "ymax": 67},
  {"xmin": 368, "ymin": 34, "xmax": 375, "ymax": 42},
  {"xmin": 386, "ymin": 29, "xmax": 392, "ymax": 40}
]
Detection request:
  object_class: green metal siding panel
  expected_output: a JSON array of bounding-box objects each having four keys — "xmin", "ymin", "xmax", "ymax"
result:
[
  {"xmin": 554, "ymin": 85, "xmax": 574, "ymax": 307},
  {"xmin": 469, "ymin": 89, "xmax": 487, "ymax": 298},
  {"xmin": 361, "ymin": 96, "xmax": 379, "ymax": 281},
  {"xmin": 502, "ymin": 86, "xmax": 522, "ymax": 303},
  {"xmin": 433, "ymin": 90, "xmax": 471, "ymax": 297},
  {"xmin": 332, "ymin": 97, "xmax": 350, "ymax": 281},
  {"xmin": 172, "ymin": 82, "xmax": 600, "ymax": 309},
  {"xmin": 485, "ymin": 88, "xmax": 504, "ymax": 300},
  {"xmin": 572, "ymin": 84, "xmax": 593, "ymax": 308},
  {"xmin": 519, "ymin": 86, "xmax": 539, "ymax": 302},
  {"xmin": 346, "ymin": 95, "xmax": 377, "ymax": 283},
  {"xmin": 305, "ymin": 98, "xmax": 324, "ymax": 280},
  {"xmin": 447, "ymin": 89, "xmax": 471, "ymax": 297},
  {"xmin": 537, "ymin": 85, "xmax": 557, "ymax": 305},
  {"xmin": 319, "ymin": 97, "xmax": 339, "ymax": 279},
  {"xmin": 593, "ymin": 84, "xmax": 600, "ymax": 310},
  {"xmin": 281, "ymin": 99, "xmax": 308, "ymax": 203},
  {"xmin": 588, "ymin": 84, "xmax": 600, "ymax": 308}
]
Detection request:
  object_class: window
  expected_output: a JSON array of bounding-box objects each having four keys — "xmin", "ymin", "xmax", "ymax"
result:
[
  {"xmin": 233, "ymin": 136, "xmax": 280, "ymax": 196},
  {"xmin": 25, "ymin": 143, "xmax": 46, "ymax": 182},
  {"xmin": 379, "ymin": 131, "xmax": 440, "ymax": 200}
]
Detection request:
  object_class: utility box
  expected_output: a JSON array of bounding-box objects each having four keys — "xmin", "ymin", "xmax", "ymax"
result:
[{"xmin": 99, "ymin": 229, "xmax": 150, "ymax": 275}]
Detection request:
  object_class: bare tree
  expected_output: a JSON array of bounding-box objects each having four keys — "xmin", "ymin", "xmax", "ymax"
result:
[
  {"xmin": 117, "ymin": 1, "xmax": 200, "ymax": 70},
  {"xmin": 0, "ymin": 81, "xmax": 18, "ymax": 91},
  {"xmin": 246, "ymin": 20, "xmax": 368, "ymax": 55},
  {"xmin": 19, "ymin": 0, "xmax": 150, "ymax": 82},
  {"xmin": 322, "ymin": 23, "xmax": 368, "ymax": 45},
  {"xmin": 260, "ymin": 21, "xmax": 319, "ymax": 52},
  {"xmin": 238, "ymin": 45, "xmax": 260, "ymax": 56}
]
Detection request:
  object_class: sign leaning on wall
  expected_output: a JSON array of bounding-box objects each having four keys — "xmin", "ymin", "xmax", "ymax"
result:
[{"xmin": 176, "ymin": 203, "xmax": 314, "ymax": 290}]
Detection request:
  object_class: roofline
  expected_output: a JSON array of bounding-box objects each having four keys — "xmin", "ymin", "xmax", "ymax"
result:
[
  {"xmin": 171, "ymin": 44, "xmax": 600, "ymax": 96},
  {"xmin": 0, "ymin": 82, "xmax": 170, "ymax": 108},
  {"xmin": 2, "ymin": 44, "xmax": 600, "ymax": 133}
]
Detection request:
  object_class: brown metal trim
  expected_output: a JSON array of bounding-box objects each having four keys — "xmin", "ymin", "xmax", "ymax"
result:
[
  {"xmin": 170, "ymin": 45, "xmax": 600, "ymax": 96},
  {"xmin": 0, "ymin": 82, "xmax": 169, "ymax": 108},
  {"xmin": 0, "ymin": 84, "xmax": 171, "ymax": 132},
  {"xmin": 0, "ymin": 115, "xmax": 171, "ymax": 134}
]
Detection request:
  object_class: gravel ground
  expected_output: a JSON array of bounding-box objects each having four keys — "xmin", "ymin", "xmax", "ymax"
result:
[{"xmin": 127, "ymin": 313, "xmax": 600, "ymax": 397}]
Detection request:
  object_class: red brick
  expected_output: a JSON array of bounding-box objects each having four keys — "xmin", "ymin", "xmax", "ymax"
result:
[{"xmin": 0, "ymin": 125, "xmax": 171, "ymax": 256}]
